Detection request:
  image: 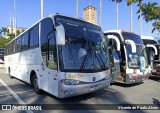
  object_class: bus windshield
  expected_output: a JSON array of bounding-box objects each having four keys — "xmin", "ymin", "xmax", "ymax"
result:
[
  {"xmin": 143, "ymin": 39, "xmax": 158, "ymax": 45},
  {"xmin": 122, "ymin": 32, "xmax": 148, "ymax": 68},
  {"xmin": 55, "ymin": 16, "xmax": 109, "ymax": 72},
  {"xmin": 142, "ymin": 39, "xmax": 160, "ymax": 61}
]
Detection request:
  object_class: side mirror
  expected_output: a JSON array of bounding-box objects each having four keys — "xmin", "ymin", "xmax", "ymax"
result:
[
  {"xmin": 125, "ymin": 39, "xmax": 136, "ymax": 53},
  {"xmin": 107, "ymin": 35, "xmax": 120, "ymax": 51},
  {"xmin": 146, "ymin": 44, "xmax": 158, "ymax": 55},
  {"xmin": 56, "ymin": 24, "xmax": 65, "ymax": 45}
]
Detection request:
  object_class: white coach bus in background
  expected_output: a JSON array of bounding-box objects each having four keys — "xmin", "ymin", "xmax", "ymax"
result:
[
  {"xmin": 4, "ymin": 14, "xmax": 111, "ymax": 98},
  {"xmin": 104, "ymin": 30, "xmax": 151, "ymax": 84},
  {"xmin": 141, "ymin": 36, "xmax": 159, "ymax": 77}
]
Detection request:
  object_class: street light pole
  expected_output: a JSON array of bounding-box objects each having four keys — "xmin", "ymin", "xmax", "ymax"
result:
[
  {"xmin": 76, "ymin": 0, "xmax": 78, "ymax": 18},
  {"xmin": 14, "ymin": 0, "xmax": 17, "ymax": 37},
  {"xmin": 100, "ymin": 0, "xmax": 102, "ymax": 27},
  {"xmin": 41, "ymin": 0, "xmax": 44, "ymax": 19}
]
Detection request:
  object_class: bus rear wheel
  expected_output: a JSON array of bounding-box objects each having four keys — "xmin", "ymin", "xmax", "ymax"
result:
[
  {"xmin": 32, "ymin": 74, "xmax": 41, "ymax": 94},
  {"xmin": 8, "ymin": 67, "xmax": 14, "ymax": 79}
]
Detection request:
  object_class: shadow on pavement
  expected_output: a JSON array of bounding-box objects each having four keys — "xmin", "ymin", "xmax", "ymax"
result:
[
  {"xmin": 0, "ymin": 68, "xmax": 151, "ymax": 113},
  {"xmin": 0, "ymin": 81, "xmax": 148, "ymax": 113},
  {"xmin": 149, "ymin": 76, "xmax": 160, "ymax": 82},
  {"xmin": 111, "ymin": 82, "xmax": 144, "ymax": 87},
  {"xmin": 34, "ymin": 87, "xmax": 147, "ymax": 113},
  {"xmin": 152, "ymin": 98, "xmax": 160, "ymax": 107}
]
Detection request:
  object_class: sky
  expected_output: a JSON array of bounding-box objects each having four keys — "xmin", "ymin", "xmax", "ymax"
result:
[{"xmin": 0, "ymin": 0, "xmax": 160, "ymax": 37}]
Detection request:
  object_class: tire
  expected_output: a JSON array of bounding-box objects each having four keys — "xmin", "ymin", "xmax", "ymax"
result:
[
  {"xmin": 32, "ymin": 74, "xmax": 41, "ymax": 94},
  {"xmin": 8, "ymin": 67, "xmax": 14, "ymax": 79}
]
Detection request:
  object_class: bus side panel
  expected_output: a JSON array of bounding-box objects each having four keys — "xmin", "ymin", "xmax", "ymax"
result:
[
  {"xmin": 5, "ymin": 48, "xmax": 42, "ymax": 84},
  {"xmin": 4, "ymin": 53, "xmax": 19, "ymax": 77}
]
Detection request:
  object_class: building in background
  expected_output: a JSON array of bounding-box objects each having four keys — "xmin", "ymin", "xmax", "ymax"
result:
[
  {"xmin": 5, "ymin": 17, "xmax": 27, "ymax": 38},
  {"xmin": 83, "ymin": 6, "xmax": 97, "ymax": 25},
  {"xmin": 7, "ymin": 25, "xmax": 27, "ymax": 34}
]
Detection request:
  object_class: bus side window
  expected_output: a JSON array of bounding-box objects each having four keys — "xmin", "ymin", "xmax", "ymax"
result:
[
  {"xmin": 30, "ymin": 29, "xmax": 34, "ymax": 48},
  {"xmin": 16, "ymin": 37, "xmax": 21, "ymax": 52},
  {"xmin": 29, "ymin": 24, "xmax": 39, "ymax": 48},
  {"xmin": 47, "ymin": 32, "xmax": 57, "ymax": 70},
  {"xmin": 41, "ymin": 18, "xmax": 54, "ymax": 66}
]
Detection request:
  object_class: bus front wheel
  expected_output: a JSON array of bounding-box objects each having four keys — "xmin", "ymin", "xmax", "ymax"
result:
[{"xmin": 32, "ymin": 74, "xmax": 41, "ymax": 94}]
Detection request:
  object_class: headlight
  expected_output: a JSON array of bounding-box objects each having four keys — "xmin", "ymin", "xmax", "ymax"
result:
[
  {"xmin": 128, "ymin": 74, "xmax": 133, "ymax": 79},
  {"xmin": 104, "ymin": 75, "xmax": 110, "ymax": 79},
  {"xmin": 61, "ymin": 79, "xmax": 80, "ymax": 85}
]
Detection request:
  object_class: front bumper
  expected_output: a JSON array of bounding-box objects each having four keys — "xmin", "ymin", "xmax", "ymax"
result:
[
  {"xmin": 58, "ymin": 78, "xmax": 112, "ymax": 98},
  {"xmin": 125, "ymin": 72, "xmax": 150, "ymax": 84}
]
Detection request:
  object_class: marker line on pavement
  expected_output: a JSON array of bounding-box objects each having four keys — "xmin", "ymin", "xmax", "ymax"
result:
[
  {"xmin": 0, "ymin": 90, "xmax": 34, "ymax": 97},
  {"xmin": 0, "ymin": 79, "xmax": 33, "ymax": 113}
]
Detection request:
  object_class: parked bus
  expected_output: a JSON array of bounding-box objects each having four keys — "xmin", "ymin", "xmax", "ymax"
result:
[
  {"xmin": 141, "ymin": 36, "xmax": 160, "ymax": 77},
  {"xmin": 104, "ymin": 30, "xmax": 150, "ymax": 84},
  {"xmin": 0, "ymin": 48, "xmax": 4, "ymax": 64},
  {"xmin": 4, "ymin": 14, "xmax": 111, "ymax": 98}
]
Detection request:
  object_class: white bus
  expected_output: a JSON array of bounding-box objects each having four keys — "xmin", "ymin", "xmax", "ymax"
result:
[
  {"xmin": 104, "ymin": 30, "xmax": 151, "ymax": 84},
  {"xmin": 141, "ymin": 36, "xmax": 160, "ymax": 77},
  {"xmin": 4, "ymin": 14, "xmax": 111, "ymax": 98}
]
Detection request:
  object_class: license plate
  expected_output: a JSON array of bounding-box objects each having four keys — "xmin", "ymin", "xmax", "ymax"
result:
[
  {"xmin": 90, "ymin": 86, "xmax": 97, "ymax": 91},
  {"xmin": 152, "ymin": 69, "xmax": 156, "ymax": 72}
]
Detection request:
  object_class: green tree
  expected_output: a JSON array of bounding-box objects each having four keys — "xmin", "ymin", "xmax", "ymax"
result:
[
  {"xmin": 7, "ymin": 33, "xmax": 15, "ymax": 39},
  {"xmin": 21, "ymin": 29, "xmax": 25, "ymax": 33},
  {"xmin": 127, "ymin": 0, "xmax": 138, "ymax": 32},
  {"xmin": 152, "ymin": 6, "xmax": 160, "ymax": 35},
  {"xmin": 111, "ymin": 0, "xmax": 123, "ymax": 30},
  {"xmin": 152, "ymin": 21, "xmax": 160, "ymax": 34},
  {"xmin": 0, "ymin": 29, "xmax": 2, "ymax": 36},
  {"xmin": 141, "ymin": 2, "xmax": 159, "ymax": 35},
  {"xmin": 0, "ymin": 36, "xmax": 12, "ymax": 48},
  {"xmin": 136, "ymin": 0, "xmax": 143, "ymax": 35},
  {"xmin": 1, "ymin": 27, "xmax": 8, "ymax": 36},
  {"xmin": 16, "ymin": 30, "xmax": 21, "ymax": 36}
]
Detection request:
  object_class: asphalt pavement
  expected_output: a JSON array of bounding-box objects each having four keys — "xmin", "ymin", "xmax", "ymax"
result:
[{"xmin": 0, "ymin": 66, "xmax": 160, "ymax": 113}]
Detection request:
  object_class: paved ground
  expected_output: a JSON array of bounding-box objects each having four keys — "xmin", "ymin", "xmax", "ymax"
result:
[{"xmin": 0, "ymin": 66, "xmax": 160, "ymax": 113}]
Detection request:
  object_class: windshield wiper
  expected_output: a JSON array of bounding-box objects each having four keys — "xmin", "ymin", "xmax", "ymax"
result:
[
  {"xmin": 80, "ymin": 41, "xmax": 91, "ymax": 70},
  {"xmin": 92, "ymin": 44, "xmax": 107, "ymax": 69},
  {"xmin": 96, "ymin": 52, "xmax": 106, "ymax": 69},
  {"xmin": 66, "ymin": 45, "xmax": 76, "ymax": 68},
  {"xmin": 80, "ymin": 40, "xmax": 106, "ymax": 70},
  {"xmin": 65, "ymin": 36, "xmax": 90, "ymax": 71}
]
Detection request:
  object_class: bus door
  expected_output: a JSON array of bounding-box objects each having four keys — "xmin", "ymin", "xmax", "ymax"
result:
[
  {"xmin": 108, "ymin": 44, "xmax": 115, "ymax": 83},
  {"xmin": 108, "ymin": 39, "xmax": 121, "ymax": 82},
  {"xmin": 47, "ymin": 32, "xmax": 58, "ymax": 96},
  {"xmin": 113, "ymin": 48, "xmax": 121, "ymax": 81},
  {"xmin": 106, "ymin": 34, "xmax": 121, "ymax": 83},
  {"xmin": 150, "ymin": 49, "xmax": 155, "ymax": 67}
]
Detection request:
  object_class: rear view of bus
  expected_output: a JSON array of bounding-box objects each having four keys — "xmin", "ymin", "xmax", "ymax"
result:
[
  {"xmin": 104, "ymin": 30, "xmax": 150, "ymax": 84},
  {"xmin": 4, "ymin": 14, "xmax": 111, "ymax": 98},
  {"xmin": 141, "ymin": 36, "xmax": 160, "ymax": 78}
]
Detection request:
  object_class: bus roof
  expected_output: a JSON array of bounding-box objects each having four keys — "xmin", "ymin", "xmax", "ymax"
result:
[
  {"xmin": 103, "ymin": 30, "xmax": 135, "ymax": 34},
  {"xmin": 6, "ymin": 14, "xmax": 100, "ymax": 47},
  {"xmin": 141, "ymin": 36, "xmax": 159, "ymax": 43}
]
